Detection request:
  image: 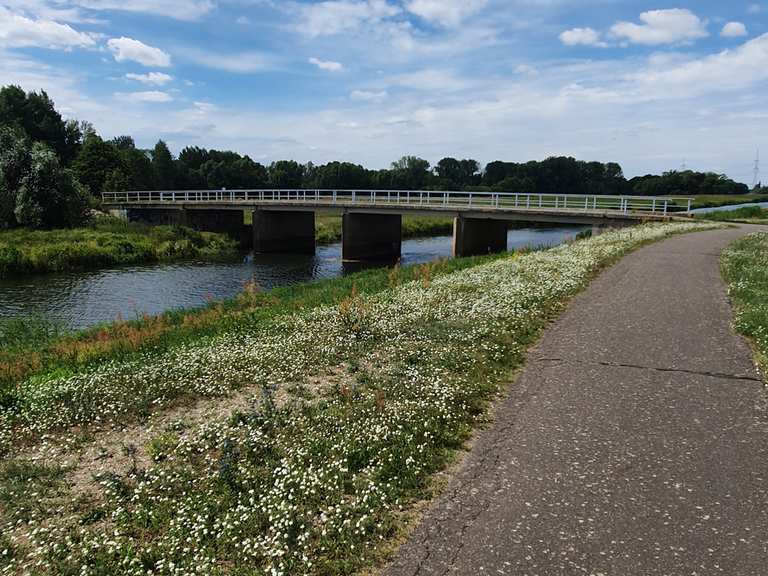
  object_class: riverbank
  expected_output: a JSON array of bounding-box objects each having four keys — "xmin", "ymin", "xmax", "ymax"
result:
[
  {"xmin": 0, "ymin": 216, "xmax": 454, "ymax": 277},
  {"xmin": 317, "ymin": 215, "xmax": 454, "ymax": 244},
  {"xmin": 0, "ymin": 249, "xmax": 507, "ymax": 393},
  {"xmin": 0, "ymin": 219, "xmax": 239, "ymax": 276},
  {"xmin": 722, "ymin": 231, "xmax": 768, "ymax": 374},
  {"xmin": 0, "ymin": 221, "xmax": 717, "ymax": 576},
  {"xmin": 688, "ymin": 194, "xmax": 768, "ymax": 209},
  {"xmin": 697, "ymin": 205, "xmax": 768, "ymax": 224}
]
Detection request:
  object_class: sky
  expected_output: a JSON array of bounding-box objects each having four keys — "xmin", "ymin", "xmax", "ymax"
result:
[{"xmin": 0, "ymin": 1, "xmax": 766, "ymax": 183}]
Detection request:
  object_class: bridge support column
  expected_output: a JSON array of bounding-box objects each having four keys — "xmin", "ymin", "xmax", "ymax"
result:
[
  {"xmin": 342, "ymin": 213, "xmax": 401, "ymax": 262},
  {"xmin": 452, "ymin": 217, "xmax": 508, "ymax": 258},
  {"xmin": 253, "ymin": 209, "xmax": 315, "ymax": 254}
]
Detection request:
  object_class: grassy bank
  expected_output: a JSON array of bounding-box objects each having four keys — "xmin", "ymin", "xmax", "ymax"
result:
[
  {"xmin": 0, "ymin": 251, "xmax": 506, "ymax": 395},
  {"xmin": 0, "ymin": 219, "xmax": 239, "ymax": 276},
  {"xmin": 697, "ymin": 205, "xmax": 768, "ymax": 224},
  {"xmin": 0, "ymin": 221, "xmax": 716, "ymax": 576},
  {"xmin": 722, "ymin": 232, "xmax": 768, "ymax": 375},
  {"xmin": 316, "ymin": 215, "xmax": 453, "ymax": 245}
]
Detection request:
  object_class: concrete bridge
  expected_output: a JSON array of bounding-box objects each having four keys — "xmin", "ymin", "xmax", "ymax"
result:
[{"xmin": 102, "ymin": 190, "xmax": 694, "ymax": 261}]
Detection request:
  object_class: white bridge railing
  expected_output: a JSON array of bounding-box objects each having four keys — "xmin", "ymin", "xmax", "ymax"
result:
[{"xmin": 102, "ymin": 190, "xmax": 694, "ymax": 215}]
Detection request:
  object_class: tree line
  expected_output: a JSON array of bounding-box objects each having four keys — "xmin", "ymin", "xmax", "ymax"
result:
[{"xmin": 0, "ymin": 85, "xmax": 755, "ymax": 230}]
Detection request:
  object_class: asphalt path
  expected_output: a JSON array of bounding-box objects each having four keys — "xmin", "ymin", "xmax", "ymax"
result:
[{"xmin": 386, "ymin": 226, "xmax": 768, "ymax": 576}]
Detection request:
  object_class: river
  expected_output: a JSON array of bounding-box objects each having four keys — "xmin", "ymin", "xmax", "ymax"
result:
[
  {"xmin": 690, "ymin": 201, "xmax": 768, "ymax": 214},
  {"xmin": 0, "ymin": 226, "xmax": 588, "ymax": 331}
]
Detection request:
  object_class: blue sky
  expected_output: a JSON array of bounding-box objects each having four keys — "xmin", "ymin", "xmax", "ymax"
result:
[{"xmin": 0, "ymin": 1, "xmax": 766, "ymax": 183}]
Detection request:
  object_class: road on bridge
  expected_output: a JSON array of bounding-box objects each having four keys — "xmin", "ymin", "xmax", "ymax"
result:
[{"xmin": 385, "ymin": 225, "xmax": 768, "ymax": 576}]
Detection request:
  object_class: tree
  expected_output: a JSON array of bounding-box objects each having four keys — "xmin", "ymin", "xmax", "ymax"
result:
[
  {"xmin": 492, "ymin": 175, "xmax": 535, "ymax": 194},
  {"xmin": 1, "ymin": 128, "xmax": 89, "ymax": 229},
  {"xmin": 0, "ymin": 85, "xmax": 81, "ymax": 164},
  {"xmin": 122, "ymin": 148, "xmax": 155, "ymax": 190},
  {"xmin": 391, "ymin": 156, "xmax": 431, "ymax": 189},
  {"xmin": 268, "ymin": 160, "xmax": 304, "ymax": 188},
  {"xmin": 15, "ymin": 143, "xmax": 90, "ymax": 228},
  {"xmin": 0, "ymin": 128, "xmax": 29, "ymax": 228},
  {"xmin": 73, "ymin": 136, "xmax": 127, "ymax": 195},
  {"xmin": 436, "ymin": 157, "xmax": 480, "ymax": 189},
  {"xmin": 109, "ymin": 135, "xmax": 136, "ymax": 151},
  {"xmin": 152, "ymin": 140, "xmax": 176, "ymax": 190}
]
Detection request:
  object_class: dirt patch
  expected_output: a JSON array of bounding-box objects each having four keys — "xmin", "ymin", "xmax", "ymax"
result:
[{"xmin": 9, "ymin": 385, "xmax": 263, "ymax": 503}]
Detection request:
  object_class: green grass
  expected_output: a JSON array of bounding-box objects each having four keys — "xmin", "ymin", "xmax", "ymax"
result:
[
  {"xmin": 0, "ymin": 460, "xmax": 67, "ymax": 524},
  {"xmin": 722, "ymin": 232, "xmax": 768, "ymax": 375},
  {"xmin": 696, "ymin": 205, "xmax": 768, "ymax": 224},
  {"xmin": 684, "ymin": 194, "xmax": 768, "ymax": 209},
  {"xmin": 0, "ymin": 219, "xmax": 239, "ymax": 276},
  {"xmin": 315, "ymin": 215, "xmax": 453, "ymax": 245},
  {"xmin": 0, "ymin": 250, "xmax": 508, "ymax": 395},
  {"xmin": 0, "ymin": 222, "xmax": 718, "ymax": 576},
  {"xmin": 0, "ymin": 314, "xmax": 64, "ymax": 354}
]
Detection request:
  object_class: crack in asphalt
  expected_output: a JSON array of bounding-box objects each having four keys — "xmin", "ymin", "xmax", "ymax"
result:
[{"xmin": 536, "ymin": 357, "xmax": 763, "ymax": 383}]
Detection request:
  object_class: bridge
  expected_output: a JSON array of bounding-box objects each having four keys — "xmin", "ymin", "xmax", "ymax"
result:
[{"xmin": 102, "ymin": 190, "xmax": 694, "ymax": 261}]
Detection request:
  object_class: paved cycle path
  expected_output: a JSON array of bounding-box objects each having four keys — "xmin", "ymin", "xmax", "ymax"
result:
[{"xmin": 386, "ymin": 226, "xmax": 768, "ymax": 576}]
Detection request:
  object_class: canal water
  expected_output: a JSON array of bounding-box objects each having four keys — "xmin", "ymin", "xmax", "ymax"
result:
[{"xmin": 0, "ymin": 226, "xmax": 588, "ymax": 331}]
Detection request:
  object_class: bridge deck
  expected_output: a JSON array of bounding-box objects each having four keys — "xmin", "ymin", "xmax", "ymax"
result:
[{"xmin": 103, "ymin": 190, "xmax": 694, "ymax": 226}]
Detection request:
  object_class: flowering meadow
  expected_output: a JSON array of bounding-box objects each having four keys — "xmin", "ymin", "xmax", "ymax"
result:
[
  {"xmin": 722, "ymin": 231, "xmax": 768, "ymax": 375},
  {"xmin": 0, "ymin": 222, "xmax": 715, "ymax": 575}
]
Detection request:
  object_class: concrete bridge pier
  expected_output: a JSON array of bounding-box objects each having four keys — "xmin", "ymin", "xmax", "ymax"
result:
[
  {"xmin": 253, "ymin": 209, "xmax": 316, "ymax": 254},
  {"xmin": 342, "ymin": 212, "xmax": 402, "ymax": 262},
  {"xmin": 452, "ymin": 217, "xmax": 508, "ymax": 258}
]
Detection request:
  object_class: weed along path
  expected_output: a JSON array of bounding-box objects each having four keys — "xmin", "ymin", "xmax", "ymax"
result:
[{"xmin": 385, "ymin": 226, "xmax": 768, "ymax": 576}]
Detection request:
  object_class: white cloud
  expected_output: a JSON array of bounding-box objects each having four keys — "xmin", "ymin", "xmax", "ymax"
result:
[
  {"xmin": 514, "ymin": 64, "xmax": 538, "ymax": 76},
  {"xmin": 296, "ymin": 0, "xmax": 401, "ymax": 37},
  {"xmin": 748, "ymin": 4, "xmax": 762, "ymax": 14},
  {"xmin": 0, "ymin": 0, "xmax": 96, "ymax": 24},
  {"xmin": 404, "ymin": 0, "xmax": 487, "ymax": 27},
  {"xmin": 73, "ymin": 0, "xmax": 214, "ymax": 21},
  {"xmin": 183, "ymin": 49, "xmax": 272, "ymax": 73},
  {"xmin": 627, "ymin": 33, "xmax": 768, "ymax": 97},
  {"xmin": 0, "ymin": 6, "xmax": 96, "ymax": 49},
  {"xmin": 309, "ymin": 57, "xmax": 344, "ymax": 71},
  {"xmin": 108, "ymin": 37, "xmax": 172, "ymax": 67},
  {"xmin": 559, "ymin": 27, "xmax": 604, "ymax": 47},
  {"xmin": 721, "ymin": 22, "xmax": 748, "ymax": 38},
  {"xmin": 125, "ymin": 72, "xmax": 173, "ymax": 85},
  {"xmin": 610, "ymin": 9, "xmax": 708, "ymax": 46},
  {"xmin": 350, "ymin": 89, "xmax": 388, "ymax": 103},
  {"xmin": 115, "ymin": 90, "xmax": 173, "ymax": 103},
  {"xmin": 384, "ymin": 69, "xmax": 468, "ymax": 91}
]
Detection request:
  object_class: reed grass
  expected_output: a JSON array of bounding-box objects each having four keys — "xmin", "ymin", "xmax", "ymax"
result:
[{"xmin": 0, "ymin": 219, "xmax": 239, "ymax": 276}]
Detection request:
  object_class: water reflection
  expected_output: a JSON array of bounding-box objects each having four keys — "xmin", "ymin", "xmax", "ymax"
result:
[{"xmin": 0, "ymin": 226, "xmax": 587, "ymax": 331}]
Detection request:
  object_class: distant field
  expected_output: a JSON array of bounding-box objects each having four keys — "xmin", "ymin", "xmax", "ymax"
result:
[
  {"xmin": 696, "ymin": 206, "xmax": 768, "ymax": 224},
  {"xmin": 685, "ymin": 194, "xmax": 768, "ymax": 209}
]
